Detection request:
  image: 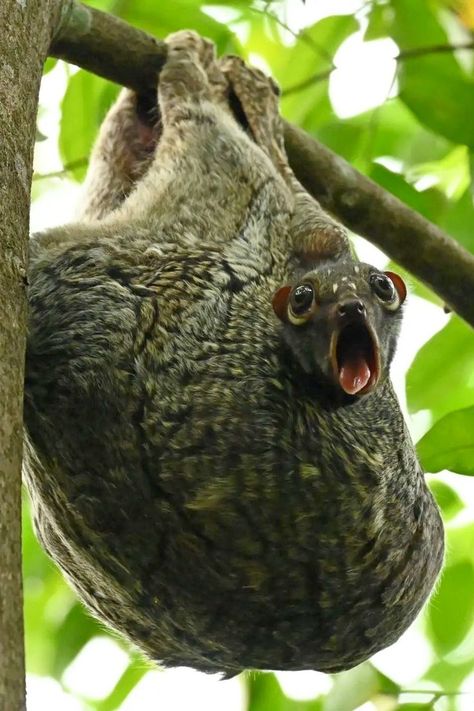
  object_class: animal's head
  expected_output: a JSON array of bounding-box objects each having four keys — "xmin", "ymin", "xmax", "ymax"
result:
[{"xmin": 272, "ymin": 261, "xmax": 406, "ymax": 398}]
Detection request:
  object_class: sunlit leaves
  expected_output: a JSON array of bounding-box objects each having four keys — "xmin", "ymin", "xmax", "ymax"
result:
[
  {"xmin": 92, "ymin": 660, "xmax": 149, "ymax": 711},
  {"xmin": 43, "ymin": 57, "xmax": 57, "ymax": 75},
  {"xmin": 418, "ymin": 406, "xmax": 474, "ymax": 475},
  {"xmin": 407, "ymin": 147, "xmax": 470, "ymax": 201},
  {"xmin": 407, "ymin": 316, "xmax": 474, "ymax": 423},
  {"xmin": 429, "ymin": 480, "xmax": 464, "ymax": 521},
  {"xmin": 428, "ymin": 560, "xmax": 474, "ymax": 655},
  {"xmin": 369, "ymin": 163, "xmax": 446, "ymax": 222},
  {"xmin": 425, "ymin": 521, "xmax": 474, "ymax": 664},
  {"xmin": 398, "ymin": 59, "xmax": 474, "ymax": 148},
  {"xmin": 322, "ymin": 664, "xmax": 398, "ymax": 711},
  {"xmin": 392, "ymin": 0, "xmax": 474, "ymax": 147},
  {"xmin": 279, "ymin": 15, "xmax": 358, "ymax": 130},
  {"xmin": 440, "ymin": 189, "xmax": 474, "ymax": 254},
  {"xmin": 23, "ymin": 495, "xmax": 101, "ymax": 678},
  {"xmin": 364, "ymin": 3, "xmax": 394, "ymax": 42},
  {"xmin": 247, "ymin": 672, "xmax": 322, "ymax": 711},
  {"xmin": 117, "ymin": 0, "xmax": 241, "ymax": 55},
  {"xmin": 60, "ymin": 71, "xmax": 118, "ymax": 180}
]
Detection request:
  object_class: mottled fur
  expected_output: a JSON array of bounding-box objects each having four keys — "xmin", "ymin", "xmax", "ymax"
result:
[{"xmin": 24, "ymin": 33, "xmax": 444, "ymax": 675}]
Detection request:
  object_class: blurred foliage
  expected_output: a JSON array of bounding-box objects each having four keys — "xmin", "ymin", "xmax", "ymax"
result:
[{"xmin": 29, "ymin": 0, "xmax": 474, "ymax": 709}]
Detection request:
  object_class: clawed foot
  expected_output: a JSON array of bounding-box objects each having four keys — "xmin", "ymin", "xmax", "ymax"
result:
[
  {"xmin": 159, "ymin": 31, "xmax": 287, "ymax": 172},
  {"xmin": 219, "ymin": 55, "xmax": 285, "ymax": 167},
  {"xmin": 159, "ymin": 31, "xmax": 228, "ymax": 121}
]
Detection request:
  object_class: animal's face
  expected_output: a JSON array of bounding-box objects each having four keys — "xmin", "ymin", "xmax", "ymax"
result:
[{"xmin": 272, "ymin": 261, "xmax": 406, "ymax": 397}]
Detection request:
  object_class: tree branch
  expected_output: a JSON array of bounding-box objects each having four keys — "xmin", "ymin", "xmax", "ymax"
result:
[
  {"xmin": 33, "ymin": 157, "xmax": 88, "ymax": 181},
  {"xmin": 397, "ymin": 40, "xmax": 474, "ymax": 60},
  {"xmin": 50, "ymin": 1, "xmax": 474, "ymax": 327}
]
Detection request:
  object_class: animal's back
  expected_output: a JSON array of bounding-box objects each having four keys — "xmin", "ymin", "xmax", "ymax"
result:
[{"xmin": 24, "ymin": 32, "xmax": 444, "ymax": 676}]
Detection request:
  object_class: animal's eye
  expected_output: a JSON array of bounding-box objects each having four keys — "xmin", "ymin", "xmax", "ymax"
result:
[
  {"xmin": 291, "ymin": 284, "xmax": 314, "ymax": 313},
  {"xmin": 369, "ymin": 273, "xmax": 399, "ymax": 311},
  {"xmin": 288, "ymin": 283, "xmax": 316, "ymax": 324}
]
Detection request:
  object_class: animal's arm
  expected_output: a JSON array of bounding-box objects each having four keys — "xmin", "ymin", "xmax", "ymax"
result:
[
  {"xmin": 78, "ymin": 89, "xmax": 159, "ymax": 221},
  {"xmin": 218, "ymin": 57, "xmax": 351, "ymax": 265}
]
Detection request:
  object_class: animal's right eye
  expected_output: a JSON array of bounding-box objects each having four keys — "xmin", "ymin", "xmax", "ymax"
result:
[{"xmin": 288, "ymin": 283, "xmax": 316, "ymax": 325}]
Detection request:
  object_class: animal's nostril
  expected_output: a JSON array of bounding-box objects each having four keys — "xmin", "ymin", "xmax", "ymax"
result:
[{"xmin": 338, "ymin": 300, "xmax": 366, "ymax": 318}]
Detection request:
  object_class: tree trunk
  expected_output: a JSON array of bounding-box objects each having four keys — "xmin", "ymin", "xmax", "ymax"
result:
[{"xmin": 0, "ymin": 1, "xmax": 61, "ymax": 708}]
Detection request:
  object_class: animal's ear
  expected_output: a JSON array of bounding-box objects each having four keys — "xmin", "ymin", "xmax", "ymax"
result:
[
  {"xmin": 384, "ymin": 271, "xmax": 407, "ymax": 304},
  {"xmin": 272, "ymin": 285, "xmax": 292, "ymax": 322}
]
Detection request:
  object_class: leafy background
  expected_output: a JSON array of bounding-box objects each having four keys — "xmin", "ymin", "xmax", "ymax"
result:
[{"xmin": 28, "ymin": 0, "xmax": 474, "ymax": 709}]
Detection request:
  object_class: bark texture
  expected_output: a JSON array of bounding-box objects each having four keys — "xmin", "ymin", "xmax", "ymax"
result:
[
  {"xmin": 50, "ymin": 1, "xmax": 474, "ymax": 326},
  {"xmin": 0, "ymin": 1, "xmax": 62, "ymax": 708}
]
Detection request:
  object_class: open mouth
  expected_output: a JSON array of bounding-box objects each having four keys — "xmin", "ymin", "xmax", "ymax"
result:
[{"xmin": 331, "ymin": 322, "xmax": 380, "ymax": 396}]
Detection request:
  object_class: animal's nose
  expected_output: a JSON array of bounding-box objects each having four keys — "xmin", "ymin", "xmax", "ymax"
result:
[{"xmin": 338, "ymin": 299, "xmax": 366, "ymax": 319}]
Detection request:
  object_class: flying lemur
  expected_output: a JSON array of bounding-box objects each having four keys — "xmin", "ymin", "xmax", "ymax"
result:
[{"xmin": 24, "ymin": 32, "xmax": 444, "ymax": 675}]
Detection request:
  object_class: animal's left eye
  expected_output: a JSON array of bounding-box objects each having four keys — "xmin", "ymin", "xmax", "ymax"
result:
[
  {"xmin": 288, "ymin": 283, "xmax": 316, "ymax": 324},
  {"xmin": 369, "ymin": 273, "xmax": 400, "ymax": 311}
]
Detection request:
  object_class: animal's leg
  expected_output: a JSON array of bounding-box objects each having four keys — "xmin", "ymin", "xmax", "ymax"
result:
[
  {"xmin": 158, "ymin": 31, "xmax": 229, "ymax": 123},
  {"xmin": 78, "ymin": 89, "xmax": 160, "ymax": 222},
  {"xmin": 110, "ymin": 31, "xmax": 286, "ymax": 245},
  {"xmin": 219, "ymin": 56, "xmax": 285, "ymax": 167},
  {"xmin": 220, "ymin": 57, "xmax": 350, "ymax": 263}
]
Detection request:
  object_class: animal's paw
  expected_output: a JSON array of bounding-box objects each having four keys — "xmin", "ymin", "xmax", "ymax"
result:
[
  {"xmin": 219, "ymin": 55, "xmax": 284, "ymax": 160},
  {"xmin": 160, "ymin": 31, "xmax": 227, "ymax": 109}
]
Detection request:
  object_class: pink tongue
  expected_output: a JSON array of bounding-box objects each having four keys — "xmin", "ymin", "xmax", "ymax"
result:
[{"xmin": 339, "ymin": 354, "xmax": 371, "ymax": 395}]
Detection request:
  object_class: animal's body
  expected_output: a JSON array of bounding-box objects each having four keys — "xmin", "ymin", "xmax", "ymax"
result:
[{"xmin": 24, "ymin": 33, "xmax": 444, "ymax": 675}]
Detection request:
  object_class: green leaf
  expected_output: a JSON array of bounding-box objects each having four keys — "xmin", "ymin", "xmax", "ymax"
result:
[
  {"xmin": 425, "ymin": 656, "xmax": 474, "ymax": 694},
  {"xmin": 469, "ymin": 151, "xmax": 474, "ymax": 199},
  {"xmin": 43, "ymin": 57, "xmax": 57, "ymax": 75},
  {"xmin": 398, "ymin": 59, "xmax": 474, "ymax": 148},
  {"xmin": 369, "ymin": 163, "xmax": 446, "ymax": 222},
  {"xmin": 364, "ymin": 3, "xmax": 394, "ymax": 41},
  {"xmin": 406, "ymin": 316, "xmax": 474, "ymax": 423},
  {"xmin": 317, "ymin": 98, "xmax": 451, "ymax": 173},
  {"xmin": 427, "ymin": 560, "xmax": 474, "ymax": 654},
  {"xmin": 279, "ymin": 15, "xmax": 359, "ymax": 130},
  {"xmin": 247, "ymin": 672, "xmax": 322, "ymax": 711},
  {"xmin": 417, "ymin": 406, "xmax": 474, "ymax": 475},
  {"xmin": 93, "ymin": 658, "xmax": 149, "ymax": 711},
  {"xmin": 59, "ymin": 71, "xmax": 119, "ymax": 181},
  {"xmin": 391, "ymin": 0, "xmax": 474, "ymax": 147},
  {"xmin": 322, "ymin": 664, "xmax": 398, "ymax": 711},
  {"xmin": 407, "ymin": 146, "xmax": 470, "ymax": 201},
  {"xmin": 440, "ymin": 189, "xmax": 474, "ymax": 254},
  {"xmin": 79, "ymin": 0, "xmax": 118, "ymax": 9},
  {"xmin": 120, "ymin": 0, "xmax": 241, "ymax": 55},
  {"xmin": 52, "ymin": 604, "xmax": 100, "ymax": 678},
  {"xmin": 429, "ymin": 480, "xmax": 464, "ymax": 520}
]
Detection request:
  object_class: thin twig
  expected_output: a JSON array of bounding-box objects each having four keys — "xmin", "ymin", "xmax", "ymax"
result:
[
  {"xmin": 249, "ymin": 6, "xmax": 334, "ymax": 63},
  {"xmin": 33, "ymin": 157, "xmax": 88, "ymax": 181},
  {"xmin": 397, "ymin": 40, "xmax": 474, "ymax": 60},
  {"xmin": 281, "ymin": 67, "xmax": 333, "ymax": 97},
  {"xmin": 399, "ymin": 689, "xmax": 470, "ymax": 696}
]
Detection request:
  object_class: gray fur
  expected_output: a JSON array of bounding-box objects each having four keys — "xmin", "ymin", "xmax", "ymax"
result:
[{"xmin": 24, "ymin": 33, "xmax": 443, "ymax": 675}]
